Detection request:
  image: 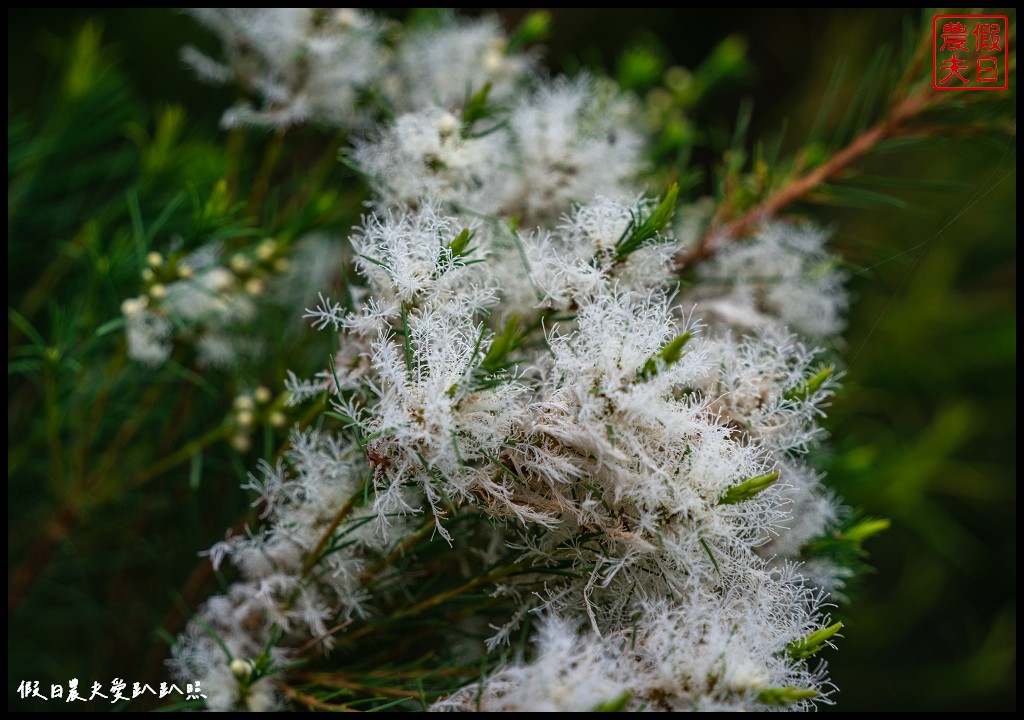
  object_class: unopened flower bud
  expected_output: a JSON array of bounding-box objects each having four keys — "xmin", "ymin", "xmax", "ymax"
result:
[
  {"xmin": 230, "ymin": 255, "xmax": 252, "ymax": 273},
  {"xmin": 230, "ymin": 658, "xmax": 253, "ymax": 680},
  {"xmin": 121, "ymin": 298, "xmax": 144, "ymax": 316}
]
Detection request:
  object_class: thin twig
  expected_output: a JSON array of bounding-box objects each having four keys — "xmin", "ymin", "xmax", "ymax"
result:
[
  {"xmin": 359, "ymin": 517, "xmax": 436, "ymax": 585},
  {"xmin": 10, "ymin": 422, "xmax": 231, "ymax": 613},
  {"xmin": 279, "ymin": 683, "xmax": 362, "ymax": 712},
  {"xmin": 332, "ymin": 562, "xmax": 530, "ymax": 648},
  {"xmin": 249, "ymin": 130, "xmax": 287, "ymax": 214},
  {"xmin": 301, "ymin": 479, "xmax": 369, "ymax": 578},
  {"xmin": 7, "ymin": 506, "xmax": 78, "ymax": 614},
  {"xmin": 293, "ymin": 675, "xmax": 421, "ymax": 700},
  {"xmin": 677, "ymin": 89, "xmax": 939, "ymax": 269}
]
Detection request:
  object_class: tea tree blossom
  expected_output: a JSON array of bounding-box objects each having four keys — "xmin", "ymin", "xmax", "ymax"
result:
[
  {"xmin": 183, "ymin": 8, "xmax": 385, "ymax": 129},
  {"xmin": 384, "ymin": 15, "xmax": 537, "ymax": 113},
  {"xmin": 685, "ymin": 221, "xmax": 848, "ymax": 340},
  {"xmin": 171, "ymin": 9, "xmax": 864, "ymax": 712}
]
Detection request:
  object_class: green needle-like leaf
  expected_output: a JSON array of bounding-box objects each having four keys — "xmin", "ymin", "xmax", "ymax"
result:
[{"xmin": 720, "ymin": 471, "xmax": 780, "ymax": 505}]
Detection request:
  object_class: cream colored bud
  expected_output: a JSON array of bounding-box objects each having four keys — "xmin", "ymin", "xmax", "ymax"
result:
[
  {"xmin": 233, "ymin": 394, "xmax": 254, "ymax": 411},
  {"xmin": 483, "ymin": 49, "xmax": 504, "ymax": 74},
  {"xmin": 665, "ymin": 66, "xmax": 691, "ymax": 91},
  {"xmin": 146, "ymin": 251, "xmax": 164, "ymax": 268},
  {"xmin": 208, "ymin": 267, "xmax": 234, "ymax": 292},
  {"xmin": 230, "ymin": 255, "xmax": 252, "ymax": 273},
  {"xmin": 178, "ymin": 264, "xmax": 193, "ymax": 279},
  {"xmin": 334, "ymin": 8, "xmax": 359, "ymax": 28},
  {"xmin": 141, "ymin": 268, "xmax": 155, "ymax": 282},
  {"xmin": 272, "ymin": 258, "xmax": 290, "ymax": 273},
  {"xmin": 149, "ymin": 284, "xmax": 167, "ymax": 300},
  {"xmin": 435, "ymin": 112, "xmax": 459, "ymax": 137},
  {"xmin": 270, "ymin": 411, "xmax": 287, "ymax": 428},
  {"xmin": 230, "ymin": 658, "xmax": 253, "ymax": 680},
  {"xmin": 121, "ymin": 298, "xmax": 143, "ymax": 316},
  {"xmin": 725, "ymin": 661, "xmax": 767, "ymax": 692},
  {"xmin": 236, "ymin": 410, "xmax": 254, "ymax": 427},
  {"xmin": 254, "ymin": 386, "xmax": 272, "ymax": 404},
  {"xmin": 231, "ymin": 434, "xmax": 252, "ymax": 452},
  {"xmin": 244, "ymin": 278, "xmax": 265, "ymax": 296},
  {"xmin": 257, "ymin": 239, "xmax": 277, "ymax": 261}
]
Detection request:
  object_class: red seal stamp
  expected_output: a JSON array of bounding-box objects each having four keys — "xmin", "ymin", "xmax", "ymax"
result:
[{"xmin": 933, "ymin": 14, "xmax": 1009, "ymax": 91}]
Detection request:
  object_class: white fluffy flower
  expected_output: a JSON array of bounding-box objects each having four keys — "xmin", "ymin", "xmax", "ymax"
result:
[
  {"xmin": 340, "ymin": 308, "xmax": 530, "ymax": 536},
  {"xmin": 386, "ymin": 15, "xmax": 536, "ymax": 113},
  {"xmin": 123, "ymin": 249, "xmax": 263, "ymax": 368},
  {"xmin": 346, "ymin": 202, "xmax": 497, "ymax": 316},
  {"xmin": 432, "ymin": 614, "xmax": 631, "ymax": 712},
  {"xmin": 502, "ymin": 76, "xmax": 645, "ymax": 222},
  {"xmin": 687, "ymin": 221, "xmax": 848, "ymax": 340},
  {"xmin": 696, "ymin": 328, "xmax": 838, "ymax": 455},
  {"xmin": 124, "ymin": 308, "xmax": 172, "ymax": 367},
  {"xmin": 437, "ymin": 588, "xmax": 832, "ymax": 712},
  {"xmin": 524, "ymin": 195, "xmax": 679, "ymax": 308},
  {"xmin": 184, "ymin": 8, "xmax": 385, "ymax": 129},
  {"xmin": 353, "ymin": 108, "xmax": 510, "ymax": 214},
  {"xmin": 174, "ymin": 12, "xmax": 854, "ymax": 712}
]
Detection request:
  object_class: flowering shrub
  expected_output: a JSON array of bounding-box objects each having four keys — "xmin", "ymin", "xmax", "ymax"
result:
[
  {"xmin": 165, "ymin": 10, "xmax": 864, "ymax": 711},
  {"xmin": 8, "ymin": 8, "xmax": 1014, "ymax": 713}
]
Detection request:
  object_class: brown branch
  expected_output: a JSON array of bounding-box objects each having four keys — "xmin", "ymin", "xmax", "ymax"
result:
[
  {"xmin": 358, "ymin": 517, "xmax": 436, "ymax": 585},
  {"xmin": 676, "ymin": 89, "xmax": 939, "ymax": 269},
  {"xmin": 140, "ymin": 513, "xmax": 251, "ymax": 685},
  {"xmin": 292, "ymin": 674, "xmax": 420, "ymax": 699},
  {"xmin": 296, "ymin": 620, "xmax": 355, "ymax": 655},
  {"xmin": 279, "ymin": 683, "xmax": 362, "ymax": 712},
  {"xmin": 8, "ymin": 505, "xmax": 78, "ymax": 614}
]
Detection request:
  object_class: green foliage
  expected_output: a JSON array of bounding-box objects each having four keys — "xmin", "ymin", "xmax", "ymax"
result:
[
  {"xmin": 636, "ymin": 331, "xmax": 691, "ymax": 381},
  {"xmin": 719, "ymin": 471, "xmax": 781, "ymax": 505},
  {"xmin": 786, "ymin": 621, "xmax": 844, "ymax": 660},
  {"xmin": 756, "ymin": 686, "xmax": 820, "ymax": 705},
  {"xmin": 784, "ymin": 367, "xmax": 833, "ymax": 401},
  {"xmin": 7, "ymin": 18, "xmax": 361, "ymax": 710},
  {"xmin": 593, "ymin": 691, "xmax": 633, "ymax": 712},
  {"xmin": 508, "ymin": 11, "xmax": 551, "ymax": 52},
  {"xmin": 448, "ymin": 228, "xmax": 474, "ymax": 258},
  {"xmin": 461, "ymin": 83, "xmax": 494, "ymax": 129},
  {"xmin": 614, "ymin": 183, "xmax": 679, "ymax": 260}
]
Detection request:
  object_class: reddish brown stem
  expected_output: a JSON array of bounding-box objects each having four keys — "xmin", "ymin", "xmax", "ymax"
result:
[
  {"xmin": 279, "ymin": 683, "xmax": 363, "ymax": 712},
  {"xmin": 292, "ymin": 675, "xmax": 420, "ymax": 699},
  {"xmin": 140, "ymin": 514, "xmax": 251, "ymax": 686},
  {"xmin": 8, "ymin": 505, "xmax": 78, "ymax": 614},
  {"xmin": 677, "ymin": 90, "xmax": 938, "ymax": 269}
]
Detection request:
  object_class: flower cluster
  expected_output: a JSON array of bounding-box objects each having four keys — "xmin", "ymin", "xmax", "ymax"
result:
[
  {"xmin": 183, "ymin": 10, "xmax": 535, "ymax": 130},
  {"xmin": 169, "ymin": 430, "xmax": 379, "ymax": 711},
  {"xmin": 171, "ymin": 9, "xmax": 852, "ymax": 712}
]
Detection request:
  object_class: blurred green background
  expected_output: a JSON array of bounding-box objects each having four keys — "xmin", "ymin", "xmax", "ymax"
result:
[{"xmin": 8, "ymin": 8, "xmax": 1015, "ymax": 712}]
